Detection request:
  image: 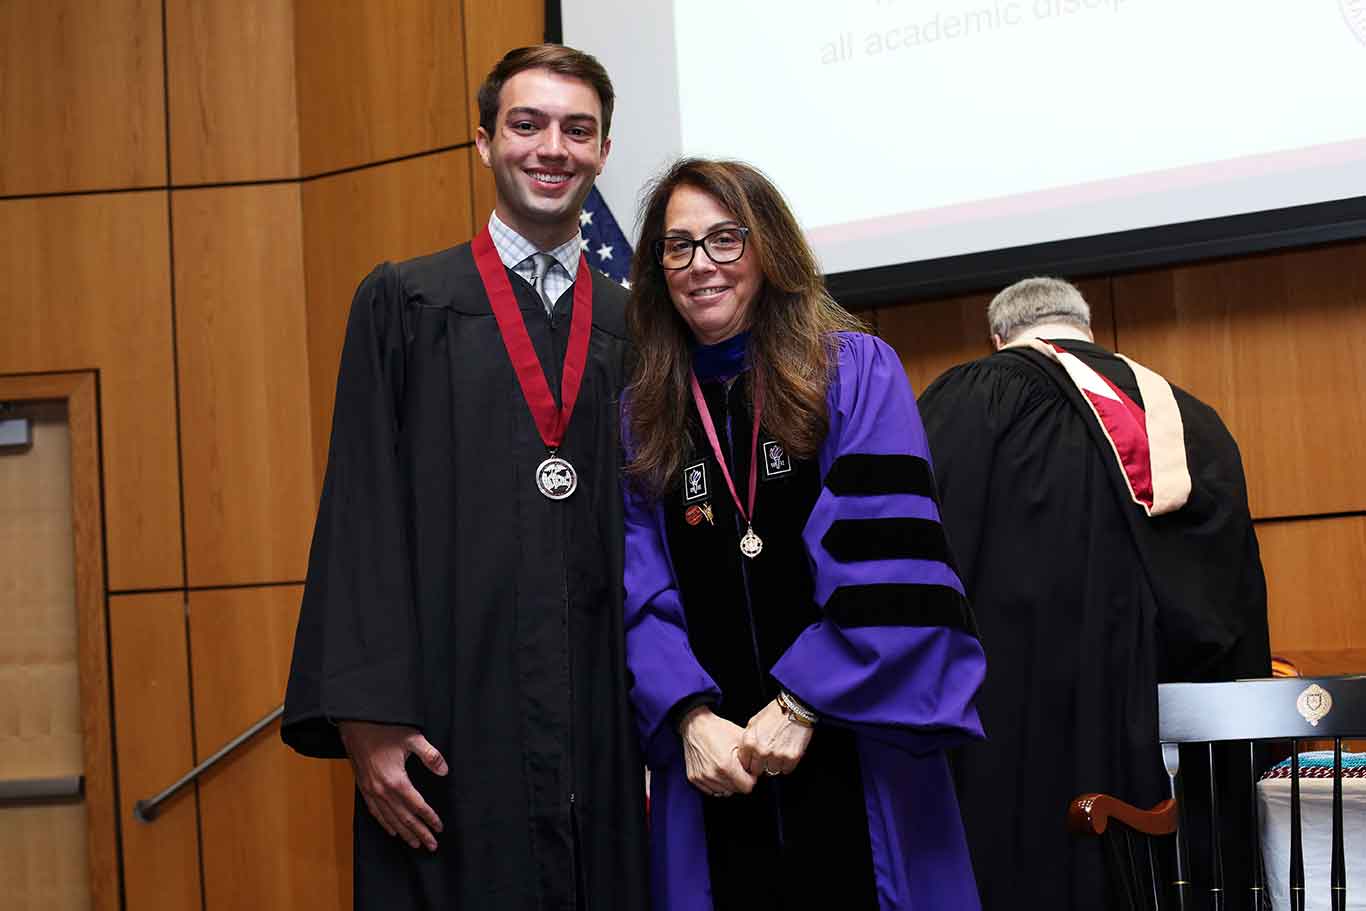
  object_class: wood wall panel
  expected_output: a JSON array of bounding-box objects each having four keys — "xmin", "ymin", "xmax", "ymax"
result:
[
  {"xmin": 0, "ymin": 804, "xmax": 92, "ymax": 911},
  {"xmin": 189, "ymin": 586, "xmax": 347, "ymax": 910},
  {"xmin": 879, "ymin": 292, "xmax": 991, "ymax": 398},
  {"xmin": 462, "ymin": 0, "xmax": 543, "ymax": 226},
  {"xmin": 294, "ymin": 0, "xmax": 469, "ymax": 177},
  {"xmin": 878, "ymin": 278, "xmax": 1115, "ymax": 396},
  {"xmin": 1113, "ymin": 241, "xmax": 1366, "ymax": 519},
  {"xmin": 1255, "ymin": 516, "xmax": 1366, "ymax": 655},
  {"xmin": 174, "ymin": 185, "xmax": 314, "ymax": 587},
  {"xmin": 166, "ymin": 0, "xmax": 301, "ymax": 184},
  {"xmin": 301, "ymin": 148, "xmax": 474, "ymax": 487},
  {"xmin": 0, "ymin": 0, "xmax": 165, "ymax": 195},
  {"xmin": 108, "ymin": 593, "xmax": 202, "ymax": 911},
  {"xmin": 462, "ymin": 0, "xmax": 543, "ymax": 113},
  {"xmin": 0, "ymin": 193, "xmax": 181, "ymax": 590}
]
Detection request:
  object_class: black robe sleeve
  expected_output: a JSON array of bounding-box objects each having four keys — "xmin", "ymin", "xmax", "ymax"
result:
[
  {"xmin": 1145, "ymin": 389, "xmax": 1270, "ymax": 682},
  {"xmin": 916, "ymin": 359, "xmax": 1043, "ymax": 592},
  {"xmin": 282, "ymin": 263, "xmax": 424, "ymax": 758}
]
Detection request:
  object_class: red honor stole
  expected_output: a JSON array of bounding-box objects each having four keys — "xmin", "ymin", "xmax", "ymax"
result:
[{"xmin": 471, "ymin": 227, "xmax": 593, "ymax": 499}]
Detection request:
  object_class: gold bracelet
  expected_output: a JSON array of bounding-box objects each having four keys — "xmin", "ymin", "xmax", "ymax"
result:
[{"xmin": 777, "ymin": 690, "xmax": 817, "ymax": 728}]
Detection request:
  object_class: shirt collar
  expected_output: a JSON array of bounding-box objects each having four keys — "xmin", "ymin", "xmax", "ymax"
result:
[{"xmin": 487, "ymin": 211, "xmax": 582, "ymax": 280}]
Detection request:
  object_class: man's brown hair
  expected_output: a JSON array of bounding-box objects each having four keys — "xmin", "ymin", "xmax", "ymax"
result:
[{"xmin": 476, "ymin": 44, "xmax": 615, "ymax": 139}]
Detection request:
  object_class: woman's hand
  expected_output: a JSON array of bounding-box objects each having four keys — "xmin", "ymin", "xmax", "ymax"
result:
[
  {"xmin": 737, "ymin": 699, "xmax": 814, "ymax": 777},
  {"xmin": 678, "ymin": 706, "xmax": 757, "ymax": 797}
]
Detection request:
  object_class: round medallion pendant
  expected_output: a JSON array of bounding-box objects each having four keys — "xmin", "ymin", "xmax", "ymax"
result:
[
  {"xmin": 535, "ymin": 456, "xmax": 578, "ymax": 500},
  {"xmin": 739, "ymin": 527, "xmax": 763, "ymax": 559}
]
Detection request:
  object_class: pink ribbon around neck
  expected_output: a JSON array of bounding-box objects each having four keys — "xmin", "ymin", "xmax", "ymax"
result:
[{"xmin": 688, "ymin": 370, "xmax": 762, "ymax": 527}]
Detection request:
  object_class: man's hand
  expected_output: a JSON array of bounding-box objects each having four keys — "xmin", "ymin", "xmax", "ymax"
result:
[
  {"xmin": 677, "ymin": 707, "xmax": 757, "ymax": 798},
  {"xmin": 737, "ymin": 699, "xmax": 813, "ymax": 777},
  {"xmin": 339, "ymin": 721, "xmax": 447, "ymax": 851}
]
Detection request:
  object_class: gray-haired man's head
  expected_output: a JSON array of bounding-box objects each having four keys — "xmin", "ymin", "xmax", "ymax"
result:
[{"xmin": 988, "ymin": 277, "xmax": 1093, "ymax": 349}]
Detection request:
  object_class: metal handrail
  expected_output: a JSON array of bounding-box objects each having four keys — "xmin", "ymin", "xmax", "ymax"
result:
[
  {"xmin": 133, "ymin": 703, "xmax": 283, "ymax": 822},
  {"xmin": 0, "ymin": 775, "xmax": 83, "ymax": 803}
]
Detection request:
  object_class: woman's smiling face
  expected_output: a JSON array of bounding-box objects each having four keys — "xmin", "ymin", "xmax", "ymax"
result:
[{"xmin": 661, "ymin": 185, "xmax": 762, "ymax": 346}]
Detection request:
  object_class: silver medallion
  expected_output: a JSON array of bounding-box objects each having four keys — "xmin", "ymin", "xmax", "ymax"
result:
[
  {"xmin": 739, "ymin": 526, "xmax": 763, "ymax": 559},
  {"xmin": 536, "ymin": 455, "xmax": 578, "ymax": 500}
]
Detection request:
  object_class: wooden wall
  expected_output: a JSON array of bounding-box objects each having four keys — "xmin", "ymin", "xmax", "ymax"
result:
[
  {"xmin": 877, "ymin": 240, "xmax": 1366, "ymax": 668},
  {"xmin": 2, "ymin": 0, "xmax": 1362, "ymax": 906},
  {"xmin": 0, "ymin": 0, "xmax": 541, "ymax": 907}
]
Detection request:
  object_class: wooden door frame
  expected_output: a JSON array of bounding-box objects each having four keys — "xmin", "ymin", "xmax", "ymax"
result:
[{"xmin": 1, "ymin": 371, "xmax": 117, "ymax": 911}]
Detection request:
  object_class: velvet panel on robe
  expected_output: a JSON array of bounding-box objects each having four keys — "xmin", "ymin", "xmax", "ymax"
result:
[
  {"xmin": 917, "ymin": 339, "xmax": 1269, "ymax": 911},
  {"xmin": 623, "ymin": 332, "xmax": 986, "ymax": 911},
  {"xmin": 282, "ymin": 243, "xmax": 649, "ymax": 911}
]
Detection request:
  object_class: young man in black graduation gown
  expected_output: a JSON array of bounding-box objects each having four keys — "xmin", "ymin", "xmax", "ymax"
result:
[
  {"xmin": 917, "ymin": 277, "xmax": 1270, "ymax": 911},
  {"xmin": 281, "ymin": 45, "xmax": 648, "ymax": 910}
]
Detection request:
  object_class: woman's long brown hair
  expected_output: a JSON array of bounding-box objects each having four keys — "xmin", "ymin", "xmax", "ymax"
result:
[{"xmin": 625, "ymin": 158, "xmax": 866, "ymax": 498}]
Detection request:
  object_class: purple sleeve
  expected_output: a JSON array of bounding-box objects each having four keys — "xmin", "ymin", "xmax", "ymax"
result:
[
  {"xmin": 623, "ymin": 468, "xmax": 721, "ymax": 767},
  {"xmin": 770, "ymin": 332, "xmax": 986, "ymax": 753}
]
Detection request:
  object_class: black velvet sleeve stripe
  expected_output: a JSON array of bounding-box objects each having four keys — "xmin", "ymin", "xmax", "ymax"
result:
[
  {"xmin": 821, "ymin": 517, "xmax": 953, "ymax": 565},
  {"xmin": 665, "ymin": 692, "xmax": 720, "ymax": 733},
  {"xmin": 825, "ymin": 583, "xmax": 978, "ymax": 636},
  {"xmin": 824, "ymin": 453, "xmax": 936, "ymax": 498}
]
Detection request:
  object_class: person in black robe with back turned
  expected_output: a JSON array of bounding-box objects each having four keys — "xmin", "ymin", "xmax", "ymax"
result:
[
  {"xmin": 917, "ymin": 277, "xmax": 1270, "ymax": 910},
  {"xmin": 281, "ymin": 45, "xmax": 648, "ymax": 910}
]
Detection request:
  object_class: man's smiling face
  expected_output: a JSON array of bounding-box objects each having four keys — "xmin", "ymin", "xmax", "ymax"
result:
[{"xmin": 476, "ymin": 67, "xmax": 611, "ymax": 247}]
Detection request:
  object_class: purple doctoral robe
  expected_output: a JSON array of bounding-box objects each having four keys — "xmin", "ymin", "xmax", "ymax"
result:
[{"xmin": 624, "ymin": 332, "xmax": 987, "ymax": 910}]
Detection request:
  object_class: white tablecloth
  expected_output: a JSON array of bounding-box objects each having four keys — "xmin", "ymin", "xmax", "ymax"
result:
[{"xmin": 1257, "ymin": 776, "xmax": 1366, "ymax": 910}]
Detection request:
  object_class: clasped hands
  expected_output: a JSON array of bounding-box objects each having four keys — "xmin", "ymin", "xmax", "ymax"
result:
[{"xmin": 678, "ymin": 699, "xmax": 814, "ymax": 798}]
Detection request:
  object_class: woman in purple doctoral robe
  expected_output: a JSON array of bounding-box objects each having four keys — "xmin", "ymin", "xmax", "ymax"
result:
[{"xmin": 621, "ymin": 158, "xmax": 987, "ymax": 911}]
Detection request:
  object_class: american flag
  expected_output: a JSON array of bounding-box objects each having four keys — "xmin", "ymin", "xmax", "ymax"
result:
[{"xmin": 578, "ymin": 186, "xmax": 633, "ymax": 288}]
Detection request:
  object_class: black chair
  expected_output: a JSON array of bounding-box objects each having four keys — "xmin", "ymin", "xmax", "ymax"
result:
[{"xmin": 1068, "ymin": 675, "xmax": 1366, "ymax": 911}]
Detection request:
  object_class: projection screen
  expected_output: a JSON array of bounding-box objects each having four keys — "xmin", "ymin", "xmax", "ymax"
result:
[{"xmin": 560, "ymin": 0, "xmax": 1366, "ymax": 306}]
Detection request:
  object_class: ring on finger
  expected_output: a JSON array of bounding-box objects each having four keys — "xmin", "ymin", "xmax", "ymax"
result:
[{"xmin": 764, "ymin": 763, "xmax": 781, "ymax": 776}]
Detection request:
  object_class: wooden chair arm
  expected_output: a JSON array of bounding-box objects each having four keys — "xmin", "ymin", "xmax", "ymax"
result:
[{"xmin": 1067, "ymin": 794, "xmax": 1178, "ymax": 837}]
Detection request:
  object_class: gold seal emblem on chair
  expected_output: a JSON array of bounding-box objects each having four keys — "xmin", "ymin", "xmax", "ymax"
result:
[{"xmin": 1295, "ymin": 683, "xmax": 1333, "ymax": 726}]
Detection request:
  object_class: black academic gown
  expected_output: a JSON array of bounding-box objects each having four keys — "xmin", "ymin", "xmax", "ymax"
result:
[
  {"xmin": 658, "ymin": 376, "xmax": 880, "ymax": 911},
  {"xmin": 282, "ymin": 243, "xmax": 649, "ymax": 911},
  {"xmin": 917, "ymin": 339, "xmax": 1270, "ymax": 911}
]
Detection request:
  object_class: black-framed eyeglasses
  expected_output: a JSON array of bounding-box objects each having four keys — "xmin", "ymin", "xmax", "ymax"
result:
[{"xmin": 652, "ymin": 227, "xmax": 751, "ymax": 270}]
